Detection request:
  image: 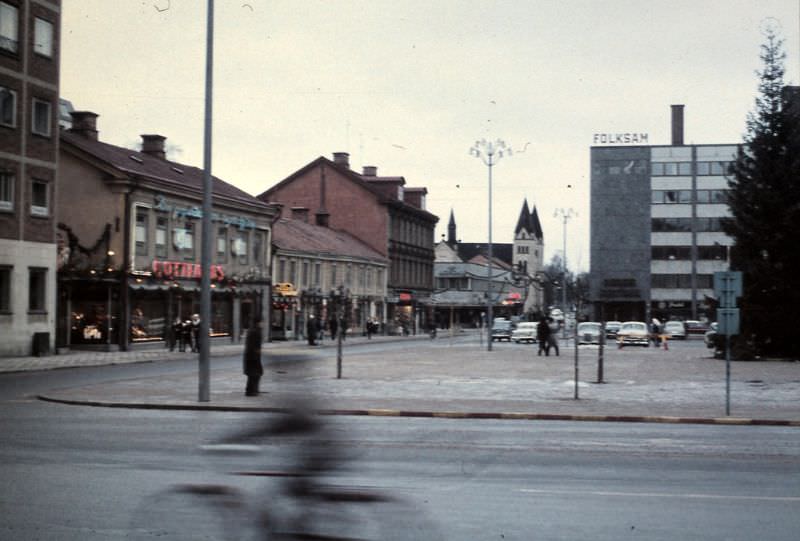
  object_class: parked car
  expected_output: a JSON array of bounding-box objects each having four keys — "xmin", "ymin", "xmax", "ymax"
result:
[
  {"xmin": 511, "ymin": 321, "xmax": 537, "ymax": 343},
  {"xmin": 616, "ymin": 321, "xmax": 650, "ymax": 347},
  {"xmin": 491, "ymin": 319, "xmax": 513, "ymax": 342},
  {"xmin": 604, "ymin": 320, "xmax": 622, "ymax": 338},
  {"xmin": 577, "ymin": 322, "xmax": 602, "ymax": 344},
  {"xmin": 663, "ymin": 320, "xmax": 686, "ymax": 340},
  {"xmin": 684, "ymin": 320, "xmax": 709, "ymax": 336}
]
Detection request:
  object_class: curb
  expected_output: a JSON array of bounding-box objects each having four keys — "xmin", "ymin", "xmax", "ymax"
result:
[{"xmin": 36, "ymin": 395, "xmax": 800, "ymax": 427}]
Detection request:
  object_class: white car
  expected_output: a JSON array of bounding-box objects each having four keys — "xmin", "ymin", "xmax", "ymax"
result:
[
  {"xmin": 616, "ymin": 321, "xmax": 650, "ymax": 347},
  {"xmin": 663, "ymin": 320, "xmax": 686, "ymax": 340},
  {"xmin": 511, "ymin": 322, "xmax": 538, "ymax": 343}
]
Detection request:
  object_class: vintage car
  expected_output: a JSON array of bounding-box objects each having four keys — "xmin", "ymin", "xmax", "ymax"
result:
[
  {"xmin": 577, "ymin": 322, "xmax": 602, "ymax": 345},
  {"xmin": 511, "ymin": 322, "xmax": 538, "ymax": 343},
  {"xmin": 616, "ymin": 321, "xmax": 650, "ymax": 347}
]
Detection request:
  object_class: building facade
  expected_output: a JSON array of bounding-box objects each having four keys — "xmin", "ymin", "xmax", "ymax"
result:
[
  {"xmin": 58, "ymin": 112, "xmax": 280, "ymax": 351},
  {"xmin": 590, "ymin": 105, "xmax": 735, "ymax": 323},
  {"xmin": 0, "ymin": 0, "xmax": 61, "ymax": 356},
  {"xmin": 270, "ymin": 216, "xmax": 388, "ymax": 340},
  {"xmin": 258, "ymin": 152, "xmax": 437, "ymax": 333}
]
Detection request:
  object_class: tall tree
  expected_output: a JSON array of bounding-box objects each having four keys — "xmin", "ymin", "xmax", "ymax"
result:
[{"xmin": 726, "ymin": 29, "xmax": 800, "ymax": 357}]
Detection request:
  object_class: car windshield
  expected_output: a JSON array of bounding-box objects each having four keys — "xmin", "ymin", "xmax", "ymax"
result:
[
  {"xmin": 578, "ymin": 323, "xmax": 601, "ymax": 331},
  {"xmin": 665, "ymin": 322, "xmax": 683, "ymax": 330},
  {"xmin": 621, "ymin": 323, "xmax": 645, "ymax": 331}
]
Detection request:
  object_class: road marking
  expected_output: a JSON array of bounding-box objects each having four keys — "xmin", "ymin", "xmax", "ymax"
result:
[{"xmin": 519, "ymin": 488, "xmax": 800, "ymax": 502}]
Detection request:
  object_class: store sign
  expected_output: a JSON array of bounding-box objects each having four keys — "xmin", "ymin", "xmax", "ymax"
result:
[
  {"xmin": 592, "ymin": 132, "xmax": 649, "ymax": 145},
  {"xmin": 154, "ymin": 195, "xmax": 258, "ymax": 230},
  {"xmin": 152, "ymin": 260, "xmax": 225, "ymax": 281},
  {"xmin": 273, "ymin": 282, "xmax": 297, "ymax": 296},
  {"xmin": 398, "ymin": 293, "xmax": 413, "ymax": 302}
]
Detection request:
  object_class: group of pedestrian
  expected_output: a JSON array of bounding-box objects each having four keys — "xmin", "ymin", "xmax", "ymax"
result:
[
  {"xmin": 536, "ymin": 316, "xmax": 561, "ymax": 356},
  {"xmin": 169, "ymin": 313, "xmax": 201, "ymax": 353}
]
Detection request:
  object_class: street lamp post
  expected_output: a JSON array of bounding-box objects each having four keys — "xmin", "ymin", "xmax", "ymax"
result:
[
  {"xmin": 470, "ymin": 139, "xmax": 511, "ymax": 352},
  {"xmin": 554, "ymin": 208, "xmax": 575, "ymax": 339}
]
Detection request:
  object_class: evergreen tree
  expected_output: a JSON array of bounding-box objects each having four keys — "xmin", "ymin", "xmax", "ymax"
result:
[{"xmin": 726, "ymin": 29, "xmax": 800, "ymax": 357}]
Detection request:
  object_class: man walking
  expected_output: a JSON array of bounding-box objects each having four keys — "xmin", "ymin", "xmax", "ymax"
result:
[
  {"xmin": 536, "ymin": 317, "xmax": 551, "ymax": 356},
  {"xmin": 243, "ymin": 317, "xmax": 264, "ymax": 396}
]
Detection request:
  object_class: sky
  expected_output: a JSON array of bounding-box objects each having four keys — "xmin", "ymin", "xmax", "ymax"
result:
[{"xmin": 60, "ymin": 0, "xmax": 800, "ymax": 272}]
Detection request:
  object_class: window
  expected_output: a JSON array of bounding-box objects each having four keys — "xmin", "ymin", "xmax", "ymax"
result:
[
  {"xmin": 0, "ymin": 2, "xmax": 18, "ymax": 54},
  {"xmin": 252, "ymin": 231, "xmax": 263, "ymax": 265},
  {"xmin": 277, "ymin": 259, "xmax": 286, "ymax": 282},
  {"xmin": 32, "ymin": 98, "xmax": 51, "ymax": 136},
  {"xmin": 0, "ymin": 265, "xmax": 10, "ymax": 312},
  {"xmin": 135, "ymin": 208, "xmax": 148, "ymax": 255},
  {"xmin": 173, "ymin": 222, "xmax": 194, "ymax": 259},
  {"xmin": 216, "ymin": 227, "xmax": 227, "ymax": 263},
  {"xmin": 331, "ymin": 264, "xmax": 337, "ymax": 287},
  {"xmin": 155, "ymin": 215, "xmax": 168, "ymax": 258},
  {"xmin": 0, "ymin": 171, "xmax": 12, "ymax": 211},
  {"xmin": 289, "ymin": 260, "xmax": 296, "ymax": 284},
  {"xmin": 234, "ymin": 232, "xmax": 248, "ymax": 265},
  {"xmin": 517, "ymin": 245, "xmax": 529, "ymax": 254},
  {"xmin": 1, "ymin": 86, "xmax": 16, "ymax": 127},
  {"xmin": 28, "ymin": 267, "xmax": 47, "ymax": 312},
  {"xmin": 301, "ymin": 261, "xmax": 309, "ymax": 287},
  {"xmin": 33, "ymin": 17, "xmax": 53, "ymax": 57},
  {"xmin": 30, "ymin": 180, "xmax": 48, "ymax": 216}
]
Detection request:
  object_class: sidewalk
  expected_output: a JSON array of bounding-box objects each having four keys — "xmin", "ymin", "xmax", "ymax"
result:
[{"xmin": 11, "ymin": 332, "xmax": 800, "ymax": 426}]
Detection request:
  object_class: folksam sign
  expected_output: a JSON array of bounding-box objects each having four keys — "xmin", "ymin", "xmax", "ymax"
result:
[{"xmin": 592, "ymin": 133, "xmax": 649, "ymax": 144}]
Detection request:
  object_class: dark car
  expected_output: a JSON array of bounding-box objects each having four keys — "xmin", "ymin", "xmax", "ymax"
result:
[
  {"xmin": 491, "ymin": 320, "xmax": 513, "ymax": 342},
  {"xmin": 685, "ymin": 320, "xmax": 709, "ymax": 336},
  {"xmin": 604, "ymin": 321, "xmax": 622, "ymax": 338}
]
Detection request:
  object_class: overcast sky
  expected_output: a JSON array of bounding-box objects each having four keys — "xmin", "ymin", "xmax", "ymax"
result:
[{"xmin": 60, "ymin": 0, "xmax": 800, "ymax": 272}]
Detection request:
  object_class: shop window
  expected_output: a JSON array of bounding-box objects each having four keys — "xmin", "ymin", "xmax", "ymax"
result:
[
  {"xmin": 32, "ymin": 98, "xmax": 51, "ymax": 137},
  {"xmin": 216, "ymin": 227, "xmax": 227, "ymax": 263},
  {"xmin": 28, "ymin": 267, "xmax": 47, "ymax": 312},
  {"xmin": 33, "ymin": 17, "xmax": 53, "ymax": 58},
  {"xmin": 210, "ymin": 294, "xmax": 232, "ymax": 336},
  {"xmin": 155, "ymin": 215, "xmax": 168, "ymax": 258},
  {"xmin": 0, "ymin": 265, "xmax": 10, "ymax": 312},
  {"xmin": 135, "ymin": 208, "xmax": 148, "ymax": 255},
  {"xmin": 0, "ymin": 171, "xmax": 13, "ymax": 211},
  {"xmin": 30, "ymin": 179, "xmax": 48, "ymax": 216},
  {"xmin": 1, "ymin": 86, "xmax": 16, "ymax": 128},
  {"xmin": 130, "ymin": 294, "xmax": 166, "ymax": 342},
  {"xmin": 0, "ymin": 2, "xmax": 18, "ymax": 54},
  {"xmin": 70, "ymin": 286, "xmax": 118, "ymax": 345}
]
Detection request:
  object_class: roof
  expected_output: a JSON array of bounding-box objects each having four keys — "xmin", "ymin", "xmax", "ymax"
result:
[
  {"xmin": 457, "ymin": 242, "xmax": 514, "ymax": 266},
  {"xmin": 272, "ymin": 218, "xmax": 388, "ymax": 263},
  {"xmin": 61, "ymin": 130, "xmax": 269, "ymax": 209}
]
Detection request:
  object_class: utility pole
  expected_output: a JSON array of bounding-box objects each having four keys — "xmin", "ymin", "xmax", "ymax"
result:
[{"xmin": 554, "ymin": 208, "xmax": 575, "ymax": 339}]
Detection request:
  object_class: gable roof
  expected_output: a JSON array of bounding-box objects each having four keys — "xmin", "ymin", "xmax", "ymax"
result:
[
  {"xmin": 272, "ymin": 218, "xmax": 388, "ymax": 263},
  {"xmin": 61, "ymin": 130, "xmax": 269, "ymax": 210}
]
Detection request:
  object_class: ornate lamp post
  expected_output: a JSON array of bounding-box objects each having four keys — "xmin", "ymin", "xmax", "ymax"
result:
[
  {"xmin": 554, "ymin": 208, "xmax": 575, "ymax": 338},
  {"xmin": 470, "ymin": 139, "xmax": 511, "ymax": 351}
]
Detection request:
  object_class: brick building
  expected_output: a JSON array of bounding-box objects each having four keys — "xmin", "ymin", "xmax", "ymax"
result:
[
  {"xmin": 258, "ymin": 152, "xmax": 438, "ymax": 333},
  {"xmin": 0, "ymin": 0, "xmax": 61, "ymax": 356},
  {"xmin": 58, "ymin": 111, "xmax": 280, "ymax": 351}
]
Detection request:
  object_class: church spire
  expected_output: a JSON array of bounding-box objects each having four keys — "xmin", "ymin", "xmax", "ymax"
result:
[
  {"xmin": 447, "ymin": 209, "xmax": 457, "ymax": 246},
  {"xmin": 530, "ymin": 205, "xmax": 543, "ymax": 240},
  {"xmin": 514, "ymin": 199, "xmax": 532, "ymax": 236}
]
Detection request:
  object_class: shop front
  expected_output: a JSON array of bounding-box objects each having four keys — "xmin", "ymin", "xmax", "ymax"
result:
[{"xmin": 271, "ymin": 282, "xmax": 298, "ymax": 340}]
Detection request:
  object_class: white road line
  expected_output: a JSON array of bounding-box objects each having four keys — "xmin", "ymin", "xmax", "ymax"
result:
[{"xmin": 519, "ymin": 488, "xmax": 800, "ymax": 502}]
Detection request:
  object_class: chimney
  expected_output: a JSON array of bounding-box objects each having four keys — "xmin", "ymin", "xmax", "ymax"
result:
[
  {"xmin": 291, "ymin": 207, "xmax": 309, "ymax": 223},
  {"xmin": 671, "ymin": 104, "xmax": 684, "ymax": 146},
  {"xmin": 362, "ymin": 165, "xmax": 377, "ymax": 176},
  {"xmin": 69, "ymin": 111, "xmax": 99, "ymax": 140},
  {"xmin": 141, "ymin": 134, "xmax": 167, "ymax": 159},
  {"xmin": 332, "ymin": 152, "xmax": 350, "ymax": 169}
]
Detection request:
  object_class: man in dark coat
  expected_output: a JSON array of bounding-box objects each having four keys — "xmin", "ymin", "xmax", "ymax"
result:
[
  {"xmin": 306, "ymin": 314, "xmax": 317, "ymax": 346},
  {"xmin": 328, "ymin": 317, "xmax": 338, "ymax": 341},
  {"xmin": 536, "ymin": 317, "xmax": 551, "ymax": 356},
  {"xmin": 243, "ymin": 318, "xmax": 264, "ymax": 396}
]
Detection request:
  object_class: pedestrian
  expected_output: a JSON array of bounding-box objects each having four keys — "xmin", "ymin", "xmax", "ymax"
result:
[
  {"xmin": 536, "ymin": 317, "xmax": 551, "ymax": 356},
  {"xmin": 170, "ymin": 316, "xmax": 182, "ymax": 352},
  {"xmin": 329, "ymin": 317, "xmax": 338, "ymax": 341},
  {"xmin": 191, "ymin": 313, "xmax": 201, "ymax": 352},
  {"xmin": 181, "ymin": 318, "xmax": 193, "ymax": 352},
  {"xmin": 306, "ymin": 314, "xmax": 317, "ymax": 346},
  {"xmin": 366, "ymin": 318, "xmax": 373, "ymax": 339},
  {"xmin": 547, "ymin": 317, "xmax": 560, "ymax": 356},
  {"xmin": 243, "ymin": 317, "xmax": 263, "ymax": 396},
  {"xmin": 651, "ymin": 318, "xmax": 661, "ymax": 347}
]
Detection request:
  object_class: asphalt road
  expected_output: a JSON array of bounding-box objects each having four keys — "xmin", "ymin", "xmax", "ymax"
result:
[{"xmin": 1, "ymin": 350, "xmax": 798, "ymax": 540}]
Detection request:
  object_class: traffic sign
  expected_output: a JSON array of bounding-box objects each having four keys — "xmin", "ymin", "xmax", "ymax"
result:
[
  {"xmin": 714, "ymin": 271, "xmax": 742, "ymax": 308},
  {"xmin": 717, "ymin": 308, "xmax": 740, "ymax": 336}
]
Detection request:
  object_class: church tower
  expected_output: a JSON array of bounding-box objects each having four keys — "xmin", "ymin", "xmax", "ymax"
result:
[{"xmin": 513, "ymin": 199, "xmax": 545, "ymax": 315}]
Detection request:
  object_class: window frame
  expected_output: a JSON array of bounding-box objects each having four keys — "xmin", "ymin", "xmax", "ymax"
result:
[
  {"xmin": 0, "ymin": 265, "xmax": 10, "ymax": 312},
  {"xmin": 155, "ymin": 214, "xmax": 168, "ymax": 258},
  {"xmin": 135, "ymin": 208, "xmax": 149, "ymax": 256},
  {"xmin": 0, "ymin": 170, "xmax": 13, "ymax": 211},
  {"xmin": 216, "ymin": 226, "xmax": 227, "ymax": 263},
  {"xmin": 30, "ymin": 179, "xmax": 48, "ymax": 217},
  {"xmin": 33, "ymin": 16, "xmax": 53, "ymax": 58},
  {"xmin": 31, "ymin": 98, "xmax": 52, "ymax": 137},
  {"xmin": 28, "ymin": 267, "xmax": 47, "ymax": 313},
  {"xmin": 0, "ymin": 85, "xmax": 16, "ymax": 128},
  {"xmin": 0, "ymin": 2, "xmax": 19, "ymax": 54}
]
